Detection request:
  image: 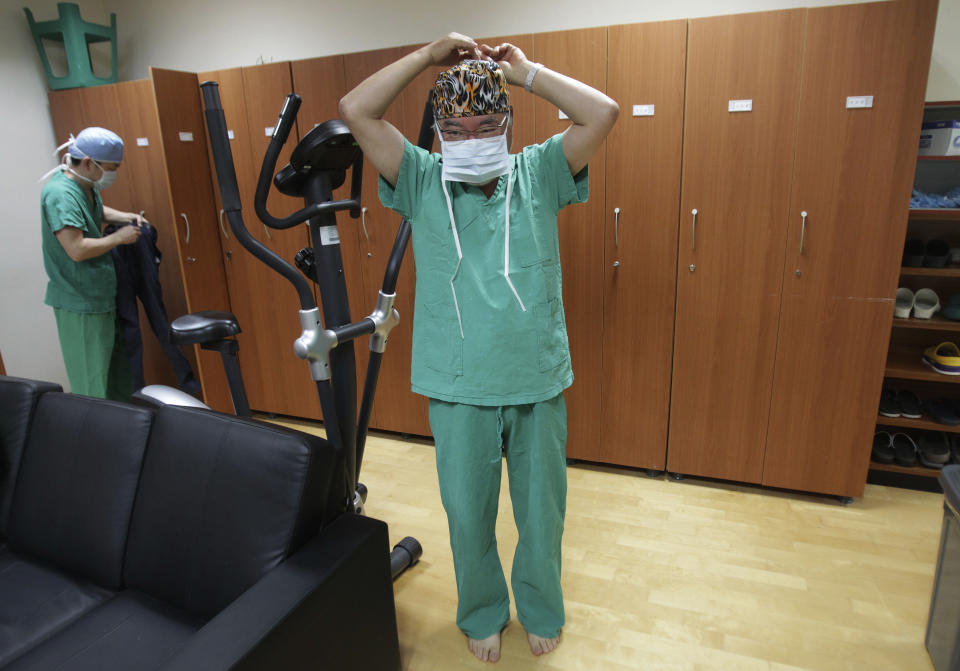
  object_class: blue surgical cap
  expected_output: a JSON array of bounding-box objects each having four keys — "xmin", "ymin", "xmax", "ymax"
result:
[{"xmin": 67, "ymin": 127, "xmax": 124, "ymax": 163}]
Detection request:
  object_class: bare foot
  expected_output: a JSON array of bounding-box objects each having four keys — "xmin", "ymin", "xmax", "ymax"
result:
[
  {"xmin": 467, "ymin": 631, "xmax": 501, "ymax": 663},
  {"xmin": 527, "ymin": 632, "xmax": 560, "ymax": 656}
]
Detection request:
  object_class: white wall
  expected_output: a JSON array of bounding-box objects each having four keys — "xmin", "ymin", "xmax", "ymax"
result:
[
  {"xmin": 2, "ymin": 0, "xmax": 958, "ymax": 384},
  {"xmin": 928, "ymin": 0, "xmax": 960, "ymax": 101}
]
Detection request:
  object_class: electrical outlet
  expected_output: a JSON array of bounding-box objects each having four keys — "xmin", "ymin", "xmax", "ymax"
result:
[
  {"xmin": 633, "ymin": 104, "xmax": 655, "ymax": 117},
  {"xmin": 728, "ymin": 99, "xmax": 753, "ymax": 113}
]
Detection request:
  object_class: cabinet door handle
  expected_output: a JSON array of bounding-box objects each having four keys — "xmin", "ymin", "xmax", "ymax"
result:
[
  {"xmin": 180, "ymin": 213, "xmax": 190, "ymax": 245},
  {"xmin": 219, "ymin": 208, "xmax": 229, "ymax": 239},
  {"xmin": 614, "ymin": 207, "xmax": 620, "ymax": 247},
  {"xmin": 361, "ymin": 207, "xmax": 370, "ymax": 242},
  {"xmin": 691, "ymin": 209, "xmax": 698, "ymax": 251},
  {"xmin": 800, "ymin": 211, "xmax": 808, "ymax": 255}
]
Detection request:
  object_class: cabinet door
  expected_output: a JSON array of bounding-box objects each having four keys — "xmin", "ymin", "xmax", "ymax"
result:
[
  {"xmin": 533, "ymin": 27, "xmax": 606, "ymax": 462},
  {"xmin": 151, "ymin": 67, "xmax": 233, "ymax": 413},
  {"xmin": 763, "ymin": 0, "xmax": 939, "ymax": 497},
  {"xmin": 668, "ymin": 10, "xmax": 804, "ymax": 482},
  {"xmin": 602, "ymin": 21, "xmax": 686, "ymax": 469},
  {"xmin": 114, "ymin": 79, "xmax": 197, "ymax": 389}
]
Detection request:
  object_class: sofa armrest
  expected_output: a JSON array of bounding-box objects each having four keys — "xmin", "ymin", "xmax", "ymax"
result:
[{"xmin": 158, "ymin": 513, "xmax": 401, "ymax": 671}]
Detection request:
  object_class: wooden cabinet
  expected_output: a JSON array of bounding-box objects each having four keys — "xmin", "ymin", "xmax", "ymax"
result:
[
  {"xmin": 764, "ymin": 0, "xmax": 939, "ymax": 497},
  {"xmin": 533, "ymin": 27, "xmax": 607, "ymax": 461},
  {"xmin": 668, "ymin": 9, "xmax": 805, "ymax": 483},
  {"xmin": 667, "ymin": 1, "xmax": 937, "ymax": 497},
  {"xmin": 601, "ymin": 20, "xmax": 686, "ymax": 469}
]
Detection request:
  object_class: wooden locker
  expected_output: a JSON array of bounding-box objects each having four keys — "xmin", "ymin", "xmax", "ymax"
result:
[
  {"xmin": 532, "ymin": 27, "xmax": 607, "ymax": 462},
  {"xmin": 763, "ymin": 0, "xmax": 939, "ymax": 497},
  {"xmin": 150, "ymin": 67, "xmax": 233, "ymax": 413},
  {"xmin": 668, "ymin": 10, "xmax": 805, "ymax": 482},
  {"xmin": 602, "ymin": 20, "xmax": 686, "ymax": 469}
]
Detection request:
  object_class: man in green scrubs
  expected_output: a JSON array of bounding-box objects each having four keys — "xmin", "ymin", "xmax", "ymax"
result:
[
  {"xmin": 40, "ymin": 127, "xmax": 146, "ymax": 400},
  {"xmin": 341, "ymin": 33, "xmax": 618, "ymax": 662}
]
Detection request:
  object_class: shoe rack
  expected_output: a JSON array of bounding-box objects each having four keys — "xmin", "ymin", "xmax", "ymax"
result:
[{"xmin": 878, "ymin": 100, "xmax": 960, "ymax": 480}]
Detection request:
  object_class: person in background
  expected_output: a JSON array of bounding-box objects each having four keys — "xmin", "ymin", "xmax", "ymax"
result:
[
  {"xmin": 40, "ymin": 126, "xmax": 146, "ymax": 400},
  {"xmin": 340, "ymin": 33, "xmax": 618, "ymax": 662}
]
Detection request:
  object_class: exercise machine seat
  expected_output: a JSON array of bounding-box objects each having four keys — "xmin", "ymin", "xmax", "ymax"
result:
[{"xmin": 170, "ymin": 311, "xmax": 240, "ymax": 346}]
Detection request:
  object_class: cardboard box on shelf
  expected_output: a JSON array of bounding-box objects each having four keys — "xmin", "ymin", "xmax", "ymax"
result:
[{"xmin": 919, "ymin": 120, "xmax": 960, "ymax": 156}]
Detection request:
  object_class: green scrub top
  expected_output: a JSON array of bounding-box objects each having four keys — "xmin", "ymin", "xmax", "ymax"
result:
[
  {"xmin": 41, "ymin": 171, "xmax": 116, "ymax": 313},
  {"xmin": 378, "ymin": 133, "xmax": 588, "ymax": 406}
]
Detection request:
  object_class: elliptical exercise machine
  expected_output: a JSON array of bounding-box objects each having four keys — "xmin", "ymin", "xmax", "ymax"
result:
[{"xmin": 187, "ymin": 81, "xmax": 430, "ymax": 579}]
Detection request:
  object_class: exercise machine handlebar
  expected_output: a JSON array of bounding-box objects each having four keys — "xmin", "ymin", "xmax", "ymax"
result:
[{"xmin": 200, "ymin": 82, "xmax": 316, "ymax": 311}]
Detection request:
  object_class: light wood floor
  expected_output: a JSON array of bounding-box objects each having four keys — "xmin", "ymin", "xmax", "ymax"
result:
[{"xmin": 270, "ymin": 417, "xmax": 944, "ymax": 671}]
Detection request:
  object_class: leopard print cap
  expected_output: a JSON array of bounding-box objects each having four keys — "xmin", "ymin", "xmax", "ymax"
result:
[{"xmin": 432, "ymin": 59, "xmax": 511, "ymax": 120}]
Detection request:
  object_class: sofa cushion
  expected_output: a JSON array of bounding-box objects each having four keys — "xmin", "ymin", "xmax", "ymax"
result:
[
  {"xmin": 7, "ymin": 394, "xmax": 154, "ymax": 590},
  {"xmin": 0, "ymin": 548, "xmax": 113, "ymax": 667},
  {"xmin": 124, "ymin": 406, "xmax": 335, "ymax": 619},
  {"xmin": 0, "ymin": 377, "xmax": 62, "ymax": 540},
  {"xmin": 2, "ymin": 590, "xmax": 203, "ymax": 671}
]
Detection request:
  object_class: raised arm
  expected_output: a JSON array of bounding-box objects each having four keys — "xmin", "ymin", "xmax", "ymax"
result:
[
  {"xmin": 339, "ymin": 33, "xmax": 481, "ymax": 187},
  {"xmin": 480, "ymin": 43, "xmax": 619, "ymax": 176}
]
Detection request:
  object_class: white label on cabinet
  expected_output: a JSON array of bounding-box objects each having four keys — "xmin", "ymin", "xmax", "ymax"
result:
[
  {"xmin": 728, "ymin": 99, "xmax": 753, "ymax": 113},
  {"xmin": 178, "ymin": 131, "xmax": 194, "ymax": 142},
  {"xmin": 633, "ymin": 104, "xmax": 655, "ymax": 117},
  {"xmin": 265, "ymin": 126, "xmax": 274, "ymax": 137},
  {"xmin": 558, "ymin": 109, "xmax": 569, "ymax": 120},
  {"xmin": 318, "ymin": 225, "xmax": 340, "ymax": 246},
  {"xmin": 227, "ymin": 130, "xmax": 235, "ymax": 140},
  {"xmin": 846, "ymin": 95, "xmax": 874, "ymax": 109},
  {"xmin": 136, "ymin": 137, "xmax": 149, "ymax": 147}
]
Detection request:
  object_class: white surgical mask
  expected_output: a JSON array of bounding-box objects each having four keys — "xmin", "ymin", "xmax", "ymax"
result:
[
  {"xmin": 94, "ymin": 163, "xmax": 118, "ymax": 190},
  {"xmin": 437, "ymin": 124, "xmax": 511, "ymax": 185},
  {"xmin": 68, "ymin": 160, "xmax": 116, "ymax": 191}
]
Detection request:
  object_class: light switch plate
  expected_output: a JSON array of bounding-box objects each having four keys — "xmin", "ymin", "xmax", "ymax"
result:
[
  {"xmin": 728, "ymin": 99, "xmax": 753, "ymax": 113},
  {"xmin": 633, "ymin": 104, "xmax": 655, "ymax": 117}
]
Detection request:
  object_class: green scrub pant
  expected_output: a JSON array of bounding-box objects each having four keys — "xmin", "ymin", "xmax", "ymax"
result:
[
  {"xmin": 54, "ymin": 308, "xmax": 132, "ymax": 401},
  {"xmin": 428, "ymin": 393, "xmax": 567, "ymax": 640}
]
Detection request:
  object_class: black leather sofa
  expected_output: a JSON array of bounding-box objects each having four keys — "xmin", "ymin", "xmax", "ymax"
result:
[{"xmin": 0, "ymin": 376, "xmax": 401, "ymax": 670}]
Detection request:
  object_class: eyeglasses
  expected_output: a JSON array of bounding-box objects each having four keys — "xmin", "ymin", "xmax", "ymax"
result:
[{"xmin": 437, "ymin": 114, "xmax": 509, "ymax": 141}]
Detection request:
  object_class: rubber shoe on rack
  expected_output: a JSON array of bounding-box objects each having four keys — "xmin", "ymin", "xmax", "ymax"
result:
[
  {"xmin": 903, "ymin": 238, "xmax": 925, "ymax": 267},
  {"xmin": 944, "ymin": 295, "xmax": 960, "ymax": 322},
  {"xmin": 926, "ymin": 398, "xmax": 960, "ymax": 426},
  {"xmin": 895, "ymin": 288, "xmax": 915, "ymax": 319},
  {"xmin": 924, "ymin": 239, "xmax": 950, "ymax": 268},
  {"xmin": 919, "ymin": 431, "xmax": 951, "ymax": 469},
  {"xmin": 879, "ymin": 388, "xmax": 901, "ymax": 417},
  {"xmin": 896, "ymin": 390, "xmax": 924, "ymax": 419},
  {"xmin": 951, "ymin": 435, "xmax": 960, "ymax": 465},
  {"xmin": 922, "ymin": 343, "xmax": 960, "ymax": 376},
  {"xmin": 892, "ymin": 433, "xmax": 919, "ymax": 467},
  {"xmin": 872, "ymin": 431, "xmax": 895, "ymax": 464},
  {"xmin": 913, "ymin": 289, "xmax": 941, "ymax": 319}
]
